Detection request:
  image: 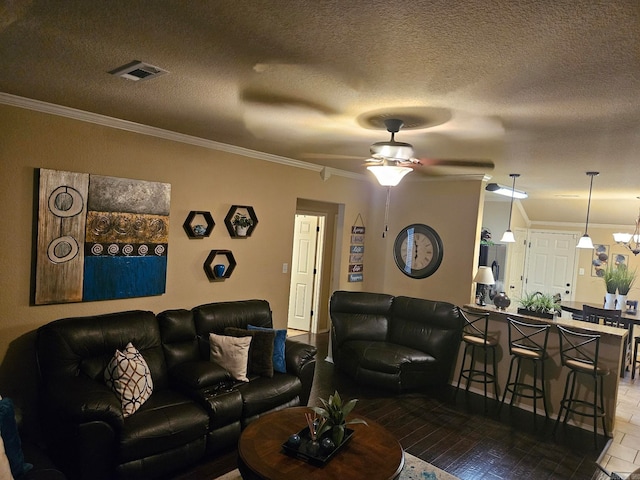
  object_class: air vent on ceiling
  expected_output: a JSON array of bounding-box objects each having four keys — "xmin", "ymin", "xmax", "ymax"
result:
[{"xmin": 109, "ymin": 60, "xmax": 168, "ymax": 81}]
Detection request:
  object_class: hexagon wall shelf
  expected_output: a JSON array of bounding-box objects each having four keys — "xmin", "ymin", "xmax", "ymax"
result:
[
  {"xmin": 224, "ymin": 205, "xmax": 258, "ymax": 238},
  {"xmin": 203, "ymin": 249, "xmax": 236, "ymax": 281},
  {"xmin": 183, "ymin": 211, "xmax": 215, "ymax": 238}
]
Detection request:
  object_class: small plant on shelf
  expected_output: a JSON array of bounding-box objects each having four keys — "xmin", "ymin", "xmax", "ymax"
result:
[
  {"xmin": 232, "ymin": 213, "xmax": 253, "ymax": 236},
  {"xmin": 232, "ymin": 213, "xmax": 253, "ymax": 227}
]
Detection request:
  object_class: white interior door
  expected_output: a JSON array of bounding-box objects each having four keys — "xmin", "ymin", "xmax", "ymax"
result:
[
  {"xmin": 524, "ymin": 231, "xmax": 578, "ymax": 300},
  {"xmin": 287, "ymin": 215, "xmax": 319, "ymax": 331}
]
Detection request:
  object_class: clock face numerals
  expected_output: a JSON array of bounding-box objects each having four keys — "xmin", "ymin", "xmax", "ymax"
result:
[
  {"xmin": 394, "ymin": 224, "xmax": 443, "ymax": 279},
  {"xmin": 400, "ymin": 233, "xmax": 434, "ymax": 271}
]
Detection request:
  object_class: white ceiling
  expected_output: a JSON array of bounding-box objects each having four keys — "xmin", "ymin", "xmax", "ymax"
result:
[{"xmin": 1, "ymin": 1, "xmax": 640, "ymax": 226}]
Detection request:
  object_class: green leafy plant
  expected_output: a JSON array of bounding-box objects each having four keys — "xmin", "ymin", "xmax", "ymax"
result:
[
  {"xmin": 616, "ymin": 265, "xmax": 637, "ymax": 295},
  {"xmin": 480, "ymin": 227, "xmax": 494, "ymax": 246},
  {"xmin": 602, "ymin": 263, "xmax": 618, "ymax": 294},
  {"xmin": 232, "ymin": 213, "xmax": 253, "ymax": 228},
  {"xmin": 311, "ymin": 391, "xmax": 367, "ymax": 445},
  {"xmin": 518, "ymin": 291, "xmax": 561, "ymax": 315}
]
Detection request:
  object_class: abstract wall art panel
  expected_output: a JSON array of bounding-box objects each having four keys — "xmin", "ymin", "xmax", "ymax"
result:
[{"xmin": 35, "ymin": 169, "xmax": 171, "ymax": 305}]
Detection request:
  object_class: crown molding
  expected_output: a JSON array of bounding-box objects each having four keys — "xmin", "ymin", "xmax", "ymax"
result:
[{"xmin": 0, "ymin": 93, "xmax": 366, "ymax": 181}]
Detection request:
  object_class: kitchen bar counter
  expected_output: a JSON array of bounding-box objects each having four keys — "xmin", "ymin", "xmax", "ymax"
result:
[{"xmin": 456, "ymin": 304, "xmax": 628, "ymax": 435}]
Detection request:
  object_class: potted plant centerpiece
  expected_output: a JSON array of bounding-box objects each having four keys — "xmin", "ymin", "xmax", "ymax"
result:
[
  {"xmin": 603, "ymin": 263, "xmax": 618, "ymax": 309},
  {"xmin": 517, "ymin": 291, "xmax": 561, "ymax": 320},
  {"xmin": 616, "ymin": 265, "xmax": 636, "ymax": 311},
  {"xmin": 311, "ymin": 390, "xmax": 367, "ymax": 446},
  {"xmin": 232, "ymin": 212, "xmax": 253, "ymax": 236}
]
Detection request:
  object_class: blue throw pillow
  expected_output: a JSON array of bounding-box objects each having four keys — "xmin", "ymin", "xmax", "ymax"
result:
[
  {"xmin": 247, "ymin": 325, "xmax": 287, "ymax": 373},
  {"xmin": 0, "ymin": 397, "xmax": 32, "ymax": 477}
]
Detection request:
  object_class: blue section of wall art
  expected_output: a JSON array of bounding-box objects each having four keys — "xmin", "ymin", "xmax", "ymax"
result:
[{"xmin": 83, "ymin": 256, "xmax": 167, "ymax": 301}]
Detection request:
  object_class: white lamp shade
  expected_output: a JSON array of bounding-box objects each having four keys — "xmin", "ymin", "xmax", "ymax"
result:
[
  {"xmin": 576, "ymin": 234, "xmax": 594, "ymax": 249},
  {"xmin": 500, "ymin": 229, "xmax": 516, "ymax": 243},
  {"xmin": 614, "ymin": 232, "xmax": 633, "ymax": 243},
  {"xmin": 367, "ymin": 165, "xmax": 412, "ymax": 186},
  {"xmin": 473, "ymin": 266, "xmax": 495, "ymax": 285}
]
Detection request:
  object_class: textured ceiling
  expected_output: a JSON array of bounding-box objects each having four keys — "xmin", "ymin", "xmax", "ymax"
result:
[{"xmin": 1, "ymin": 0, "xmax": 640, "ymax": 226}]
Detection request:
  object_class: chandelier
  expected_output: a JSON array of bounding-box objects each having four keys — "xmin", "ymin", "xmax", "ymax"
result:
[{"xmin": 613, "ymin": 207, "xmax": 640, "ymax": 255}]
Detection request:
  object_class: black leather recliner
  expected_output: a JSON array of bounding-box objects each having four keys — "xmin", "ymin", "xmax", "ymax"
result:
[
  {"xmin": 36, "ymin": 300, "xmax": 317, "ymax": 480},
  {"xmin": 330, "ymin": 291, "xmax": 463, "ymax": 391},
  {"xmin": 158, "ymin": 300, "xmax": 317, "ymax": 453}
]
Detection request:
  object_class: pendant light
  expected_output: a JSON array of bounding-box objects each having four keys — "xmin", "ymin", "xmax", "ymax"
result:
[
  {"xmin": 576, "ymin": 171, "xmax": 599, "ymax": 249},
  {"xmin": 500, "ymin": 174, "xmax": 520, "ymax": 243}
]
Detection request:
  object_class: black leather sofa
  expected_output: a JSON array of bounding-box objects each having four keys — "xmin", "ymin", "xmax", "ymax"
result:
[
  {"xmin": 330, "ymin": 291, "xmax": 463, "ymax": 391},
  {"xmin": 35, "ymin": 299, "xmax": 317, "ymax": 480}
]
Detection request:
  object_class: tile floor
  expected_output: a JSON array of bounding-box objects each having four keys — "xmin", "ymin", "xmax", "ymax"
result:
[{"xmin": 600, "ymin": 374, "xmax": 640, "ymax": 478}]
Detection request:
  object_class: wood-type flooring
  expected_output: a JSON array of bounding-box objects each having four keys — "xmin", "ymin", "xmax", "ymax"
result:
[{"xmin": 171, "ymin": 332, "xmax": 605, "ymax": 480}]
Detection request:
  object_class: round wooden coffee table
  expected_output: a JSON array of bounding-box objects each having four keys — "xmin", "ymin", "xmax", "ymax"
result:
[{"xmin": 238, "ymin": 406, "xmax": 404, "ymax": 479}]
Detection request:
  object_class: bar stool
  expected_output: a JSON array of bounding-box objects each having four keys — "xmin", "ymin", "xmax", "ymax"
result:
[
  {"xmin": 553, "ymin": 325, "xmax": 610, "ymax": 448},
  {"xmin": 455, "ymin": 308, "xmax": 499, "ymax": 413},
  {"xmin": 499, "ymin": 318, "xmax": 550, "ymax": 428}
]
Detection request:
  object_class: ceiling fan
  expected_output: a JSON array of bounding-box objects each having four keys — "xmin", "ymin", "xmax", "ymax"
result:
[
  {"xmin": 365, "ymin": 118, "xmax": 495, "ymax": 171},
  {"xmin": 363, "ymin": 118, "xmax": 494, "ymax": 187}
]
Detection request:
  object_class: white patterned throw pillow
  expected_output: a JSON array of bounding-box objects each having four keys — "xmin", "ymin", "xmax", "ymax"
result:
[{"xmin": 104, "ymin": 342, "xmax": 154, "ymax": 417}]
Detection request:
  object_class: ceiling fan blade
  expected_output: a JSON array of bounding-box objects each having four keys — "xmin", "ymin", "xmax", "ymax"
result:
[
  {"xmin": 301, "ymin": 152, "xmax": 363, "ymax": 160},
  {"xmin": 416, "ymin": 158, "xmax": 495, "ymax": 170},
  {"xmin": 241, "ymin": 90, "xmax": 338, "ymax": 115}
]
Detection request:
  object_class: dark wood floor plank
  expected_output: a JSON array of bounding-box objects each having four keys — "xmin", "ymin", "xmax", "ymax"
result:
[{"xmin": 172, "ymin": 332, "xmax": 603, "ymax": 480}]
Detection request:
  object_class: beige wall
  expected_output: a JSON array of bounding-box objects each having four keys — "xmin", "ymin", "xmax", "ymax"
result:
[
  {"xmin": 0, "ymin": 104, "xmax": 483, "ymax": 410},
  {"xmin": 378, "ymin": 178, "xmax": 485, "ymax": 306}
]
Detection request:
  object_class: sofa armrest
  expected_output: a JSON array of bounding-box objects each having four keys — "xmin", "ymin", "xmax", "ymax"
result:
[
  {"xmin": 169, "ymin": 360, "xmax": 229, "ymax": 391},
  {"xmin": 42, "ymin": 376, "xmax": 124, "ymax": 430},
  {"xmin": 284, "ymin": 340, "xmax": 317, "ymax": 375},
  {"xmin": 285, "ymin": 339, "xmax": 317, "ymax": 406}
]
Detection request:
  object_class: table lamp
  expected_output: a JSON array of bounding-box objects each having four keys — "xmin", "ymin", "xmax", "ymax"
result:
[{"xmin": 474, "ymin": 266, "xmax": 495, "ymax": 306}]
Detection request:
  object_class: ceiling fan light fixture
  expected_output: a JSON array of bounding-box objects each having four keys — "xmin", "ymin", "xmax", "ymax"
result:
[
  {"xmin": 370, "ymin": 141, "xmax": 414, "ymax": 161},
  {"xmin": 367, "ymin": 165, "xmax": 412, "ymax": 186}
]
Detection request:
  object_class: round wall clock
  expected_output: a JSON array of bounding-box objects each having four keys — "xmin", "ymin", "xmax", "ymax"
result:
[{"xmin": 393, "ymin": 223, "xmax": 443, "ymax": 279}]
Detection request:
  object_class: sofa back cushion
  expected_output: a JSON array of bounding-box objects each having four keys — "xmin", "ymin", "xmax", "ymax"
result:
[
  {"xmin": 330, "ymin": 291, "xmax": 393, "ymax": 344},
  {"xmin": 37, "ymin": 310, "xmax": 168, "ymax": 390},
  {"xmin": 192, "ymin": 300, "xmax": 272, "ymax": 359},
  {"xmin": 389, "ymin": 296, "xmax": 462, "ymax": 359},
  {"xmin": 157, "ymin": 309, "xmax": 200, "ymax": 369}
]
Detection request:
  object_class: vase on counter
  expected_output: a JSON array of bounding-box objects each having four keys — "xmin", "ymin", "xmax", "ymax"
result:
[
  {"xmin": 493, "ymin": 292, "xmax": 511, "ymax": 311},
  {"xmin": 616, "ymin": 294, "xmax": 628, "ymax": 311},
  {"xmin": 604, "ymin": 292, "xmax": 616, "ymax": 309}
]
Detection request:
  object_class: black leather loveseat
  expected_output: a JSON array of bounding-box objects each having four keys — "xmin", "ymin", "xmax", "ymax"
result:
[
  {"xmin": 330, "ymin": 291, "xmax": 463, "ymax": 391},
  {"xmin": 35, "ymin": 299, "xmax": 317, "ymax": 480}
]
